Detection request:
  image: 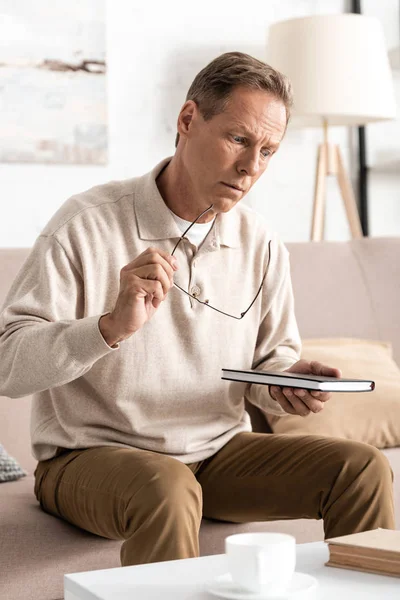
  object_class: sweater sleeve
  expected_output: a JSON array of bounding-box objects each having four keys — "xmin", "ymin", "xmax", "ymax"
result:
[
  {"xmin": 0, "ymin": 235, "xmax": 117, "ymax": 399},
  {"xmin": 246, "ymin": 241, "xmax": 301, "ymax": 416}
]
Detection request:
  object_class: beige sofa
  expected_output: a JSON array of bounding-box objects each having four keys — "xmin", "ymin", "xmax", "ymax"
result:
[{"xmin": 1, "ymin": 237, "xmax": 400, "ymax": 600}]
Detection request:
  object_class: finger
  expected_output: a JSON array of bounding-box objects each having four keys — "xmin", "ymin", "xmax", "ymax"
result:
[
  {"xmin": 270, "ymin": 386, "xmax": 298, "ymax": 415},
  {"xmin": 310, "ymin": 360, "xmax": 341, "ymax": 379},
  {"xmin": 282, "ymin": 387, "xmax": 311, "ymax": 417},
  {"xmin": 122, "ymin": 262, "xmax": 174, "ymax": 293},
  {"xmin": 131, "ymin": 265, "xmax": 172, "ymax": 297},
  {"xmin": 135, "ymin": 279, "xmax": 164, "ymax": 308},
  {"xmin": 296, "ymin": 388, "xmax": 324, "ymax": 401},
  {"xmin": 309, "ymin": 390, "xmax": 331, "ymax": 402},
  {"xmin": 142, "ymin": 247, "xmax": 179, "ymax": 272},
  {"xmin": 295, "ymin": 388, "xmax": 330, "ymax": 403},
  {"xmin": 130, "ymin": 253, "xmax": 177, "ymax": 281},
  {"xmin": 269, "ymin": 385, "xmax": 283, "ymax": 402},
  {"xmin": 123, "ymin": 248, "xmax": 178, "ymax": 278},
  {"xmin": 293, "ymin": 389, "xmax": 325, "ymax": 413}
]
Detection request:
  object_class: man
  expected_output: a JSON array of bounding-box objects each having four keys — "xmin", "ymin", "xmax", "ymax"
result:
[{"xmin": 0, "ymin": 52, "xmax": 394, "ymax": 567}]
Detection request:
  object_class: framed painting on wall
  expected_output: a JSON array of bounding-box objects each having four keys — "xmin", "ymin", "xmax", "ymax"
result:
[{"xmin": 0, "ymin": 0, "xmax": 107, "ymax": 165}]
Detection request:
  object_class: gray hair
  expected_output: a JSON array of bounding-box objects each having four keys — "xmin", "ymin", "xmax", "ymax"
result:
[{"xmin": 175, "ymin": 51, "xmax": 293, "ymax": 147}]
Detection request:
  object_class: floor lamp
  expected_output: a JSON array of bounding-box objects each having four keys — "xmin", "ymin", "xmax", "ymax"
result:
[{"xmin": 267, "ymin": 14, "xmax": 396, "ymax": 241}]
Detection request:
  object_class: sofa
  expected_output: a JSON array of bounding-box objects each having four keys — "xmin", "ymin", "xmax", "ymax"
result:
[{"xmin": 1, "ymin": 237, "xmax": 400, "ymax": 600}]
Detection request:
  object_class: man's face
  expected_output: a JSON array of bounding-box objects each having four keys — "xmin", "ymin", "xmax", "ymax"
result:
[{"xmin": 178, "ymin": 86, "xmax": 287, "ymax": 217}]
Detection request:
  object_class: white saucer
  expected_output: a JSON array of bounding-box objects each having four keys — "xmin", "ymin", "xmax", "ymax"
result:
[{"xmin": 205, "ymin": 571, "xmax": 318, "ymax": 600}]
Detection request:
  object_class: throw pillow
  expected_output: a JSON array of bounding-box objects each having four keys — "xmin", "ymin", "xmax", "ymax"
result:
[
  {"xmin": 267, "ymin": 338, "xmax": 400, "ymax": 449},
  {"xmin": 0, "ymin": 444, "xmax": 27, "ymax": 482}
]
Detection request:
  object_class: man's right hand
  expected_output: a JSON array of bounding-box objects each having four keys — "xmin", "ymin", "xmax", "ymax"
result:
[{"xmin": 99, "ymin": 247, "xmax": 178, "ymax": 347}]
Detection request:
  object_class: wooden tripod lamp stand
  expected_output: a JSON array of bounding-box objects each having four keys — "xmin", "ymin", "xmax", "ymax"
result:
[
  {"xmin": 267, "ymin": 14, "xmax": 396, "ymax": 241},
  {"xmin": 311, "ymin": 119, "xmax": 363, "ymax": 241}
]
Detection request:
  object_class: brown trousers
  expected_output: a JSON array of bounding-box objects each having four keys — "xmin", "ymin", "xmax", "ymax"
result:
[{"xmin": 34, "ymin": 432, "xmax": 395, "ymax": 566}]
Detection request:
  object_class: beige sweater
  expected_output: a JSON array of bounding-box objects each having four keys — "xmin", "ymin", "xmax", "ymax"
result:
[{"xmin": 0, "ymin": 158, "xmax": 301, "ymax": 463}]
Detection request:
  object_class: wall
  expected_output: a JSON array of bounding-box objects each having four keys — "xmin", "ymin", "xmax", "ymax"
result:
[
  {"xmin": 361, "ymin": 0, "xmax": 400, "ymax": 236},
  {"xmin": 0, "ymin": 0, "xmax": 398, "ymax": 247}
]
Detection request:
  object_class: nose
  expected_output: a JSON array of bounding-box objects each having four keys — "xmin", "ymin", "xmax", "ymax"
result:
[{"xmin": 237, "ymin": 149, "xmax": 261, "ymax": 177}]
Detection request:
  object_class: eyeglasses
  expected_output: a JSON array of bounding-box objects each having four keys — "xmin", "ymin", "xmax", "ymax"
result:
[{"xmin": 171, "ymin": 204, "xmax": 271, "ymax": 320}]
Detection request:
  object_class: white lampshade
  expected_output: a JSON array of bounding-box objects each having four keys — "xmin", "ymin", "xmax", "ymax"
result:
[{"xmin": 266, "ymin": 14, "xmax": 397, "ymax": 128}]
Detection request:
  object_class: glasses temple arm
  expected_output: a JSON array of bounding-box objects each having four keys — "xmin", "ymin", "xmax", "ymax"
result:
[{"xmin": 171, "ymin": 204, "xmax": 214, "ymax": 255}]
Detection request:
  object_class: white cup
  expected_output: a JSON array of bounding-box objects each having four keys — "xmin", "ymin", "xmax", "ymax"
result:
[{"xmin": 225, "ymin": 532, "xmax": 296, "ymax": 596}]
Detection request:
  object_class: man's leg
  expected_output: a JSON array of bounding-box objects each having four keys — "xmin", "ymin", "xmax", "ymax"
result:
[
  {"xmin": 196, "ymin": 432, "xmax": 395, "ymax": 538},
  {"xmin": 34, "ymin": 446, "xmax": 203, "ymax": 565}
]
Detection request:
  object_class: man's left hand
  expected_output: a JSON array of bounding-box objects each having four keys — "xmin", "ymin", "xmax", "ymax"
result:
[{"xmin": 269, "ymin": 359, "xmax": 342, "ymax": 417}]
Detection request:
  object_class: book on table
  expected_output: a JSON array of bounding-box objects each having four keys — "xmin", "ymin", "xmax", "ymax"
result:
[
  {"xmin": 325, "ymin": 528, "xmax": 400, "ymax": 577},
  {"xmin": 221, "ymin": 369, "xmax": 375, "ymax": 392}
]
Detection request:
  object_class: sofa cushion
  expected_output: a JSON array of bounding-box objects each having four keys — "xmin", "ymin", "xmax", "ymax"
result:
[
  {"xmin": 0, "ymin": 475, "xmax": 122, "ymax": 600},
  {"xmin": 286, "ymin": 238, "xmax": 400, "ymax": 365},
  {"xmin": 267, "ymin": 338, "xmax": 400, "ymax": 448},
  {"xmin": 0, "ymin": 444, "xmax": 27, "ymax": 482}
]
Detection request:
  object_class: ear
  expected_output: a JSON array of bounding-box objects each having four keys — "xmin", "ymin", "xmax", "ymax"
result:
[{"xmin": 176, "ymin": 100, "xmax": 199, "ymax": 141}]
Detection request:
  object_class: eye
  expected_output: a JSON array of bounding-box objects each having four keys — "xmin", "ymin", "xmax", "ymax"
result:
[
  {"xmin": 232, "ymin": 135, "xmax": 245, "ymax": 144},
  {"xmin": 261, "ymin": 148, "xmax": 272, "ymax": 159}
]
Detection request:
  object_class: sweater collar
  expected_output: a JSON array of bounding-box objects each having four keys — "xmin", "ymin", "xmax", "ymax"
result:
[{"xmin": 134, "ymin": 157, "xmax": 241, "ymax": 248}]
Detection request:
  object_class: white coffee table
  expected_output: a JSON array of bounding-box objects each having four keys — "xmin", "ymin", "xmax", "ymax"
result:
[{"xmin": 64, "ymin": 541, "xmax": 399, "ymax": 600}]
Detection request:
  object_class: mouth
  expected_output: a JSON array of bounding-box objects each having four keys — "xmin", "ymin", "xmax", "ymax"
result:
[{"xmin": 221, "ymin": 182, "xmax": 245, "ymax": 193}]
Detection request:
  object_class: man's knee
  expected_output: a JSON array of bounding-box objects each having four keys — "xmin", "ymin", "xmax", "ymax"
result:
[
  {"xmin": 149, "ymin": 460, "xmax": 203, "ymax": 509},
  {"xmin": 124, "ymin": 458, "xmax": 203, "ymax": 521},
  {"xmin": 331, "ymin": 439, "xmax": 392, "ymax": 483}
]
